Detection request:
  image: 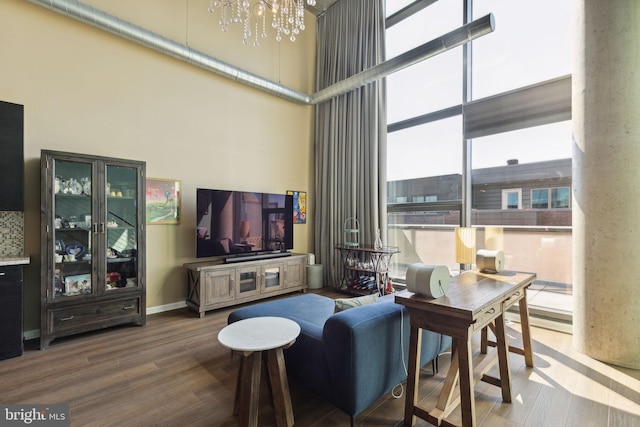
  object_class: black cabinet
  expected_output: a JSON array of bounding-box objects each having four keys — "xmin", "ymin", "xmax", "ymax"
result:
[
  {"xmin": 0, "ymin": 265, "xmax": 23, "ymax": 360},
  {"xmin": 0, "ymin": 101, "xmax": 24, "ymax": 211}
]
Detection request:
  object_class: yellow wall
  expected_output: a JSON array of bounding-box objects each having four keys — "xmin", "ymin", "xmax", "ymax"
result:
[{"xmin": 0, "ymin": 0, "xmax": 316, "ymax": 334}]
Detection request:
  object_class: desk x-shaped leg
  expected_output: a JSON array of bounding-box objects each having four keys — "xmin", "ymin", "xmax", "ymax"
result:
[{"xmin": 404, "ymin": 313, "xmax": 513, "ymax": 427}]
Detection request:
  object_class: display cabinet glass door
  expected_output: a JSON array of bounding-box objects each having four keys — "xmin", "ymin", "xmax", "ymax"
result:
[
  {"xmin": 262, "ymin": 264, "xmax": 284, "ymax": 293},
  {"xmin": 105, "ymin": 165, "xmax": 139, "ymax": 292},
  {"xmin": 236, "ymin": 266, "xmax": 259, "ymax": 297},
  {"xmin": 52, "ymin": 159, "xmax": 94, "ymax": 299}
]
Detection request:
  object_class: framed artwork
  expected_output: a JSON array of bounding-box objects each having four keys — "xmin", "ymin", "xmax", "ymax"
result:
[
  {"xmin": 287, "ymin": 190, "xmax": 306, "ymax": 224},
  {"xmin": 146, "ymin": 178, "xmax": 181, "ymax": 224},
  {"xmin": 64, "ymin": 273, "xmax": 91, "ymax": 295}
]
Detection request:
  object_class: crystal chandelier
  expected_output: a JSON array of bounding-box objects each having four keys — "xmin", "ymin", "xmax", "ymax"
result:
[{"xmin": 208, "ymin": 0, "xmax": 317, "ymax": 47}]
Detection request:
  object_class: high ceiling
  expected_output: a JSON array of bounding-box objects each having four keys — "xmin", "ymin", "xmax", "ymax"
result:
[{"xmin": 305, "ymin": 0, "xmax": 341, "ymax": 16}]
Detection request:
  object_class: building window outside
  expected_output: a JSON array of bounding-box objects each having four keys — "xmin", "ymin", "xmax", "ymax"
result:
[
  {"xmin": 531, "ymin": 189, "xmax": 549, "ymax": 209},
  {"xmin": 532, "ymin": 187, "xmax": 571, "ymax": 209},
  {"xmin": 551, "ymin": 187, "xmax": 570, "ymax": 208},
  {"xmin": 501, "ymin": 189, "xmax": 522, "ymax": 209}
]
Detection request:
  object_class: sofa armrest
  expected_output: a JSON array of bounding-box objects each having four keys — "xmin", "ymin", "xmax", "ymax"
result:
[
  {"xmin": 323, "ymin": 301, "xmax": 445, "ymax": 417},
  {"xmin": 322, "ymin": 302, "xmax": 410, "ymax": 416}
]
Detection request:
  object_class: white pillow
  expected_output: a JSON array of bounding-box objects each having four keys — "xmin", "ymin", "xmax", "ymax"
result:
[{"xmin": 334, "ymin": 294, "xmax": 379, "ymax": 313}]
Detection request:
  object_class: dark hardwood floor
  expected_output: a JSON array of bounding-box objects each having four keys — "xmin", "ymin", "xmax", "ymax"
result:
[{"xmin": 2, "ymin": 288, "xmax": 639, "ymax": 426}]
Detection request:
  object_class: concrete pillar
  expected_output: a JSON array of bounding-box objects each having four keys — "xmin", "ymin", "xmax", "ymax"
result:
[{"xmin": 572, "ymin": 0, "xmax": 640, "ymax": 369}]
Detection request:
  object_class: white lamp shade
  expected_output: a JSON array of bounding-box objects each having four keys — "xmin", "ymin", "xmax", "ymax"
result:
[
  {"xmin": 455, "ymin": 227, "xmax": 476, "ymax": 265},
  {"xmin": 484, "ymin": 226, "xmax": 504, "ymax": 250}
]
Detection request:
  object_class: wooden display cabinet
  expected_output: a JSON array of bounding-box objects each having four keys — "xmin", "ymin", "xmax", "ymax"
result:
[{"xmin": 40, "ymin": 150, "xmax": 146, "ymax": 349}]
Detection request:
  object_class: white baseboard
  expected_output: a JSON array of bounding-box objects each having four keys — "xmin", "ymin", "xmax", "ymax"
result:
[
  {"xmin": 24, "ymin": 301, "xmax": 189, "ymax": 340},
  {"xmin": 24, "ymin": 329, "xmax": 40, "ymax": 341},
  {"xmin": 146, "ymin": 301, "xmax": 187, "ymax": 315}
]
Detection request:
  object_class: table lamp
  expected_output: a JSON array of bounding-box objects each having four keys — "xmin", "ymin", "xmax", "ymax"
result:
[
  {"xmin": 455, "ymin": 227, "xmax": 476, "ymax": 270},
  {"xmin": 484, "ymin": 226, "xmax": 503, "ymax": 250}
]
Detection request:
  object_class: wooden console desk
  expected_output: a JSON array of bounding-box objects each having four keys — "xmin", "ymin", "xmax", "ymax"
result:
[{"xmin": 395, "ymin": 270, "xmax": 536, "ymax": 427}]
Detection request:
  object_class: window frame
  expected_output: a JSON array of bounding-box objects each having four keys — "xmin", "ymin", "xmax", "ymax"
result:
[
  {"xmin": 501, "ymin": 188, "xmax": 522, "ymax": 210},
  {"xmin": 530, "ymin": 186, "xmax": 571, "ymax": 209}
]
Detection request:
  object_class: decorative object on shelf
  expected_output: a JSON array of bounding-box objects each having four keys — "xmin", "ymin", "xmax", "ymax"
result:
[
  {"xmin": 287, "ymin": 190, "xmax": 306, "ymax": 224},
  {"xmin": 54, "ymin": 176, "xmax": 62, "ymax": 194},
  {"xmin": 146, "ymin": 178, "xmax": 181, "ymax": 224},
  {"xmin": 65, "ymin": 244, "xmax": 85, "ymax": 259},
  {"xmin": 81, "ymin": 177, "xmax": 91, "ymax": 195},
  {"xmin": 385, "ymin": 276, "xmax": 395, "ymax": 294},
  {"xmin": 64, "ymin": 273, "xmax": 91, "ymax": 295},
  {"xmin": 64, "ymin": 178, "xmax": 83, "ymax": 195},
  {"xmin": 455, "ymin": 227, "xmax": 476, "ymax": 270},
  {"xmin": 207, "ymin": 0, "xmax": 316, "ymax": 46},
  {"xmin": 343, "ymin": 217, "xmax": 359, "ymax": 247},
  {"xmin": 374, "ymin": 228, "xmax": 383, "ymax": 250}
]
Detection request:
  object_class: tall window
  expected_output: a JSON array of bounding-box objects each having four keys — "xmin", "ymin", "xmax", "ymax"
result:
[
  {"xmin": 385, "ymin": 0, "xmax": 573, "ymax": 318},
  {"xmin": 386, "ymin": 1, "xmax": 462, "ymax": 123},
  {"xmin": 472, "ymin": 0, "xmax": 572, "ymax": 98}
]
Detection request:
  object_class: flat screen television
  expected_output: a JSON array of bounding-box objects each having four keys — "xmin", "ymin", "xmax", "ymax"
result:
[{"xmin": 196, "ymin": 188, "xmax": 294, "ymax": 260}]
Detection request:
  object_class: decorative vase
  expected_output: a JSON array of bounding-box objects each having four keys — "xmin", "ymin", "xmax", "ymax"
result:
[{"xmin": 374, "ymin": 228, "xmax": 383, "ymax": 250}]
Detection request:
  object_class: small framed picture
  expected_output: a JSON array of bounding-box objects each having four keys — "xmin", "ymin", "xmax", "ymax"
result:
[
  {"xmin": 146, "ymin": 178, "xmax": 181, "ymax": 224},
  {"xmin": 287, "ymin": 190, "xmax": 306, "ymax": 224},
  {"xmin": 64, "ymin": 273, "xmax": 92, "ymax": 295}
]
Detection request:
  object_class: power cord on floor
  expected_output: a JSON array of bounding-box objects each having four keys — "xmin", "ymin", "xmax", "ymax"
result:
[
  {"xmin": 391, "ymin": 309, "xmax": 408, "ymax": 399},
  {"xmin": 392, "ymin": 382, "xmax": 404, "ymax": 399}
]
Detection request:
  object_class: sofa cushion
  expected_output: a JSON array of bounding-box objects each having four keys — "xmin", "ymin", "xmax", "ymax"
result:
[{"xmin": 334, "ymin": 294, "xmax": 379, "ymax": 312}]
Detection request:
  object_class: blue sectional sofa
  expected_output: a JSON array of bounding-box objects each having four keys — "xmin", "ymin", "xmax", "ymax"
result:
[{"xmin": 227, "ymin": 292, "xmax": 451, "ymax": 424}]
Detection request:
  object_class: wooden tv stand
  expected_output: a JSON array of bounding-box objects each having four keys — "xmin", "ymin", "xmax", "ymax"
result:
[{"xmin": 183, "ymin": 253, "xmax": 307, "ymax": 318}]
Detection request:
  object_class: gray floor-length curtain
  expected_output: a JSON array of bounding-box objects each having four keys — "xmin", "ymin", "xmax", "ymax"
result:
[{"xmin": 314, "ymin": 0, "xmax": 387, "ymax": 287}]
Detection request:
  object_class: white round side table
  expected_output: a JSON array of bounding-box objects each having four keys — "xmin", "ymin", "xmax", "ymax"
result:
[{"xmin": 218, "ymin": 316, "xmax": 301, "ymax": 427}]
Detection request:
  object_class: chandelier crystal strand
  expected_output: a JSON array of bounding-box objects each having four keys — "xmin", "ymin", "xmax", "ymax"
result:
[
  {"xmin": 243, "ymin": 13, "xmax": 250, "ymax": 44},
  {"xmin": 262, "ymin": 11, "xmax": 267, "ymax": 39},
  {"xmin": 208, "ymin": 0, "xmax": 314, "ymax": 46}
]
